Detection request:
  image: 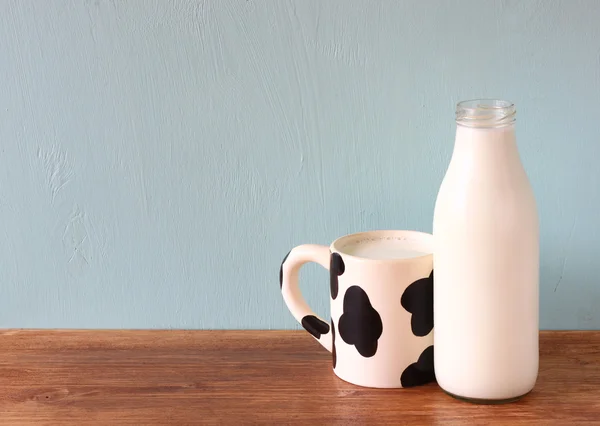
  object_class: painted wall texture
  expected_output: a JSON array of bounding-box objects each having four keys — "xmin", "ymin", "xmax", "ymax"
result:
[{"xmin": 1, "ymin": 0, "xmax": 599, "ymax": 329}]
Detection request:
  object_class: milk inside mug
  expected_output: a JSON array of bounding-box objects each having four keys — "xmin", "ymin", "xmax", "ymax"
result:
[{"xmin": 433, "ymin": 100, "xmax": 539, "ymax": 403}]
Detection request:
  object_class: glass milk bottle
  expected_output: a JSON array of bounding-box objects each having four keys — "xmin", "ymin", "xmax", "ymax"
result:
[{"xmin": 433, "ymin": 100, "xmax": 539, "ymax": 403}]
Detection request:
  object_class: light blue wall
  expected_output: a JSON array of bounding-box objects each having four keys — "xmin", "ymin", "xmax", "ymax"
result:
[{"xmin": 1, "ymin": 0, "xmax": 599, "ymax": 329}]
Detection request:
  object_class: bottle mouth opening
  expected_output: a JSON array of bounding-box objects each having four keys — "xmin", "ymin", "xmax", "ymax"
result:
[{"xmin": 456, "ymin": 99, "xmax": 516, "ymax": 128}]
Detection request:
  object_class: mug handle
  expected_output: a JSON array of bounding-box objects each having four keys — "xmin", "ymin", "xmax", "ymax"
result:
[{"xmin": 280, "ymin": 244, "xmax": 332, "ymax": 352}]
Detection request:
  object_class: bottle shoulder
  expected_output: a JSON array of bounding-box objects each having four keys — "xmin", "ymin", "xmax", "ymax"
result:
[{"xmin": 433, "ymin": 165, "xmax": 538, "ymax": 227}]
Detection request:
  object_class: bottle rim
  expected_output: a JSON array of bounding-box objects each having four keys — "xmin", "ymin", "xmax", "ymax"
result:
[{"xmin": 456, "ymin": 99, "xmax": 516, "ymax": 128}]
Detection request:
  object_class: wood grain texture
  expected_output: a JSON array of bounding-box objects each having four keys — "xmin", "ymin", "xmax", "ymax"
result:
[{"xmin": 0, "ymin": 330, "xmax": 599, "ymax": 425}]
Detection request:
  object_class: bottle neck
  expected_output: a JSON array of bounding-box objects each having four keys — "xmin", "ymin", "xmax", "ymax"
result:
[
  {"xmin": 449, "ymin": 99, "xmax": 523, "ymax": 174},
  {"xmin": 455, "ymin": 99, "xmax": 516, "ymax": 128},
  {"xmin": 452, "ymin": 123, "xmax": 519, "ymax": 168}
]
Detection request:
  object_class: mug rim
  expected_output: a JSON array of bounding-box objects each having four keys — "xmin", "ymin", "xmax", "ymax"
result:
[{"xmin": 330, "ymin": 230, "xmax": 433, "ymax": 263}]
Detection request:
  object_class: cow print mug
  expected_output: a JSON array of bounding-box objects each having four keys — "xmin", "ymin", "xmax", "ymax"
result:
[{"xmin": 280, "ymin": 230, "xmax": 434, "ymax": 388}]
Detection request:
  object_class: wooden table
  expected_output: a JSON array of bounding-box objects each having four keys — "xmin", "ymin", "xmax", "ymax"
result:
[{"xmin": 0, "ymin": 330, "xmax": 599, "ymax": 424}]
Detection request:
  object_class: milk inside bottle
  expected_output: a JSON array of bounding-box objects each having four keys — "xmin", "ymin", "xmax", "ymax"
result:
[{"xmin": 433, "ymin": 99, "xmax": 539, "ymax": 403}]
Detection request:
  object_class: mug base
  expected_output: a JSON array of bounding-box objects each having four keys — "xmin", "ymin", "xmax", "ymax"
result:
[
  {"xmin": 443, "ymin": 389, "xmax": 531, "ymax": 404},
  {"xmin": 333, "ymin": 368, "xmax": 435, "ymax": 389}
]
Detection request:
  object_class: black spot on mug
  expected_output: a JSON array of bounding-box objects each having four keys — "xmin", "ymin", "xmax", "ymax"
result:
[
  {"xmin": 401, "ymin": 270, "xmax": 434, "ymax": 337},
  {"xmin": 330, "ymin": 252, "xmax": 345, "ymax": 300},
  {"xmin": 401, "ymin": 345, "xmax": 435, "ymax": 387},
  {"xmin": 338, "ymin": 286, "xmax": 383, "ymax": 358}
]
